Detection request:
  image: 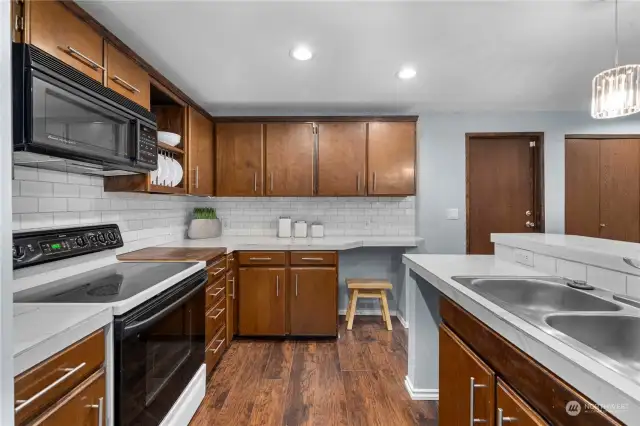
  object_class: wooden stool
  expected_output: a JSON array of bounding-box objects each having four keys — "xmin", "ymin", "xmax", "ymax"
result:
[{"xmin": 345, "ymin": 278, "xmax": 393, "ymax": 331}]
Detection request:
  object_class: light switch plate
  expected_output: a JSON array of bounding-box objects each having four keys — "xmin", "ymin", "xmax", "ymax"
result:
[
  {"xmin": 514, "ymin": 249, "xmax": 534, "ymax": 267},
  {"xmin": 446, "ymin": 208, "xmax": 459, "ymax": 220}
]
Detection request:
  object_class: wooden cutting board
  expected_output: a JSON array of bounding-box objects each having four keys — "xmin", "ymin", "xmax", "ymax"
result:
[{"xmin": 117, "ymin": 247, "xmax": 227, "ymax": 263}]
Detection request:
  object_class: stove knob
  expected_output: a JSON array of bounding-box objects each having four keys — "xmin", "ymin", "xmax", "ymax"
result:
[
  {"xmin": 13, "ymin": 245, "xmax": 25, "ymax": 260},
  {"xmin": 107, "ymin": 231, "xmax": 117, "ymax": 242},
  {"xmin": 97, "ymin": 233, "xmax": 106, "ymax": 244},
  {"xmin": 76, "ymin": 236, "xmax": 87, "ymax": 247}
]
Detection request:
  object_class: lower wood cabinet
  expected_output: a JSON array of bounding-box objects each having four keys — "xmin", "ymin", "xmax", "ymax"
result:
[
  {"xmin": 289, "ymin": 267, "xmax": 337, "ymax": 336},
  {"xmin": 497, "ymin": 378, "xmax": 547, "ymax": 426},
  {"xmin": 238, "ymin": 267, "xmax": 287, "ymax": 336}
]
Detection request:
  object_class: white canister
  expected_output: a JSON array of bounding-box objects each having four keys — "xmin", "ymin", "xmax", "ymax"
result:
[
  {"xmin": 277, "ymin": 217, "xmax": 292, "ymax": 238},
  {"xmin": 311, "ymin": 223, "xmax": 324, "ymax": 238},
  {"xmin": 294, "ymin": 221, "xmax": 308, "ymax": 238}
]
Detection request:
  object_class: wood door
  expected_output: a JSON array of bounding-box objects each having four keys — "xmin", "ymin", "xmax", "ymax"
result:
[
  {"xmin": 216, "ymin": 123, "xmax": 264, "ymax": 196},
  {"xmin": 496, "ymin": 379, "xmax": 547, "ymax": 426},
  {"xmin": 188, "ymin": 107, "xmax": 215, "ymax": 196},
  {"xmin": 467, "ymin": 135, "xmax": 538, "ymax": 254},
  {"xmin": 599, "ymin": 139, "xmax": 640, "ymax": 242},
  {"xmin": 317, "ymin": 122, "xmax": 367, "ymax": 196},
  {"xmin": 289, "ymin": 267, "xmax": 338, "ymax": 336},
  {"xmin": 265, "ymin": 123, "xmax": 314, "ymax": 196},
  {"xmin": 367, "ymin": 122, "xmax": 416, "ymax": 195},
  {"xmin": 238, "ymin": 267, "xmax": 286, "ymax": 336},
  {"xmin": 439, "ymin": 324, "xmax": 495, "ymax": 426},
  {"xmin": 105, "ymin": 43, "xmax": 150, "ymax": 109},
  {"xmin": 29, "ymin": 1, "xmax": 104, "ymax": 82},
  {"xmin": 566, "ymin": 138, "xmax": 601, "ymax": 238}
]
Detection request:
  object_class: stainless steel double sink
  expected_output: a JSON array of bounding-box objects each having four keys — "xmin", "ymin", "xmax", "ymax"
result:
[{"xmin": 452, "ymin": 276, "xmax": 640, "ymax": 383}]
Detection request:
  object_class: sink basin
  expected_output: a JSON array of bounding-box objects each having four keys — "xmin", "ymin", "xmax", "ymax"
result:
[
  {"xmin": 452, "ymin": 277, "xmax": 621, "ymax": 313},
  {"xmin": 546, "ymin": 314, "xmax": 640, "ymax": 372}
]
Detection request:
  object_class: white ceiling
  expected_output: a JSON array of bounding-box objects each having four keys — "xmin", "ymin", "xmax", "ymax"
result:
[{"xmin": 78, "ymin": 0, "xmax": 640, "ymax": 115}]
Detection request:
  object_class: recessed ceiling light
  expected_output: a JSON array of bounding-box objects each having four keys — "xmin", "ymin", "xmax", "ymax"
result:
[
  {"xmin": 397, "ymin": 67, "xmax": 417, "ymax": 80},
  {"xmin": 290, "ymin": 46, "xmax": 313, "ymax": 61}
]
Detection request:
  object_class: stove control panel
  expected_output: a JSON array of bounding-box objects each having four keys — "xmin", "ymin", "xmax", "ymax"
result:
[{"xmin": 13, "ymin": 224, "xmax": 123, "ymax": 270}]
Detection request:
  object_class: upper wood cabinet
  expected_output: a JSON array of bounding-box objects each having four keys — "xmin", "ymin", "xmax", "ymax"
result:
[
  {"xmin": 368, "ymin": 122, "xmax": 416, "ymax": 195},
  {"xmin": 105, "ymin": 43, "xmax": 150, "ymax": 110},
  {"xmin": 216, "ymin": 123, "xmax": 264, "ymax": 196},
  {"xmin": 265, "ymin": 123, "xmax": 315, "ymax": 196},
  {"xmin": 188, "ymin": 107, "xmax": 215, "ymax": 196},
  {"xmin": 317, "ymin": 122, "xmax": 367, "ymax": 196},
  {"xmin": 29, "ymin": 0, "xmax": 105, "ymax": 82},
  {"xmin": 289, "ymin": 267, "xmax": 338, "ymax": 336}
]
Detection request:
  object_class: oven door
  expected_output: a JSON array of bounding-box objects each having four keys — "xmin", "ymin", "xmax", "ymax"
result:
[
  {"xmin": 114, "ymin": 272, "xmax": 206, "ymax": 426},
  {"xmin": 28, "ymin": 69, "xmax": 137, "ymax": 165}
]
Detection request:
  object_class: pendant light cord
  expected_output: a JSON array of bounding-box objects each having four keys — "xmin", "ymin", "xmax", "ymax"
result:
[{"xmin": 615, "ymin": 0, "xmax": 619, "ymax": 66}]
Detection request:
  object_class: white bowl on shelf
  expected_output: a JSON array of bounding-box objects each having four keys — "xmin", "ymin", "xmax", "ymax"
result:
[{"xmin": 158, "ymin": 131, "xmax": 181, "ymax": 147}]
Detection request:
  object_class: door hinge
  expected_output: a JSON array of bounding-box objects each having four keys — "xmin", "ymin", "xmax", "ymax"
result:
[
  {"xmin": 529, "ymin": 140, "xmax": 536, "ymax": 147},
  {"xmin": 312, "ymin": 125, "xmax": 318, "ymax": 134}
]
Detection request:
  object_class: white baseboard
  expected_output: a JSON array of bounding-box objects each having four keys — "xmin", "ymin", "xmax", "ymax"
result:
[
  {"xmin": 338, "ymin": 308, "xmax": 398, "ymax": 316},
  {"xmin": 404, "ymin": 376, "xmax": 439, "ymax": 401},
  {"xmin": 160, "ymin": 364, "xmax": 206, "ymax": 426},
  {"xmin": 396, "ymin": 312, "xmax": 409, "ymax": 329}
]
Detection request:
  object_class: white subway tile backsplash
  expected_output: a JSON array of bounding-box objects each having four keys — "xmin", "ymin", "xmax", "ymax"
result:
[
  {"xmin": 14, "ymin": 167, "xmax": 38, "ymax": 181},
  {"xmin": 53, "ymin": 183, "xmax": 80, "ymax": 198},
  {"xmin": 21, "ymin": 213, "xmax": 54, "ymax": 229},
  {"xmin": 12, "ymin": 179, "xmax": 20, "ymax": 196},
  {"xmin": 21, "ymin": 181, "xmax": 53, "ymax": 197},
  {"xmin": 38, "ymin": 169, "xmax": 67, "ymax": 183},
  {"xmin": 38, "ymin": 198, "xmax": 67, "ymax": 212},
  {"xmin": 12, "ymin": 214, "xmax": 21, "ymax": 231},
  {"xmin": 79, "ymin": 211, "xmax": 102, "ymax": 224},
  {"xmin": 80, "ymin": 185, "xmax": 102, "ymax": 199},
  {"xmin": 557, "ymin": 259, "xmax": 587, "ymax": 282},
  {"xmin": 587, "ymin": 266, "xmax": 627, "ymax": 294},
  {"xmin": 13, "ymin": 197, "xmax": 38, "ymax": 214},
  {"xmin": 533, "ymin": 253, "xmax": 557, "ymax": 275},
  {"xmin": 53, "ymin": 212, "xmax": 80, "ymax": 226},
  {"xmin": 67, "ymin": 174, "xmax": 92, "ymax": 185},
  {"xmin": 68, "ymin": 198, "xmax": 92, "ymax": 212}
]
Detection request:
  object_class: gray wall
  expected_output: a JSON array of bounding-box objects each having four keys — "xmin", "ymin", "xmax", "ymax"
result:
[{"xmin": 416, "ymin": 112, "xmax": 640, "ymax": 254}]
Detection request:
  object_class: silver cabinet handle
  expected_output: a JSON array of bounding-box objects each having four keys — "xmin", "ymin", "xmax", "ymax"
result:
[
  {"xmin": 63, "ymin": 46, "xmax": 105, "ymax": 70},
  {"xmin": 469, "ymin": 377, "xmax": 488, "ymax": 425},
  {"xmin": 357, "ymin": 173, "xmax": 361, "ymax": 193},
  {"xmin": 254, "ymin": 172, "xmax": 258, "ymax": 193},
  {"xmin": 210, "ymin": 287, "xmax": 225, "ymax": 297},
  {"xmin": 230, "ymin": 277, "xmax": 235, "ymax": 299},
  {"xmin": 497, "ymin": 408, "xmax": 517, "ymax": 425},
  {"xmin": 196, "ymin": 166, "xmax": 200, "ymax": 188},
  {"xmin": 112, "ymin": 75, "xmax": 140, "ymax": 93},
  {"xmin": 15, "ymin": 362, "xmax": 87, "ymax": 413},
  {"xmin": 295, "ymin": 274, "xmax": 299, "ymax": 297},
  {"xmin": 209, "ymin": 307, "xmax": 225, "ymax": 319},
  {"xmin": 209, "ymin": 267, "xmax": 225, "ymax": 276},
  {"xmin": 276, "ymin": 275, "xmax": 280, "ymax": 297},
  {"xmin": 301, "ymin": 257, "xmax": 324, "ymax": 261},
  {"xmin": 373, "ymin": 172, "xmax": 377, "ymax": 192},
  {"xmin": 86, "ymin": 397, "xmax": 104, "ymax": 426},
  {"xmin": 208, "ymin": 338, "xmax": 225, "ymax": 354},
  {"xmin": 270, "ymin": 173, "xmax": 274, "ymax": 192},
  {"xmin": 249, "ymin": 257, "xmax": 272, "ymax": 261}
]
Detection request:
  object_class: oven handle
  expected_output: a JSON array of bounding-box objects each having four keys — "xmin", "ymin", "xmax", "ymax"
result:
[{"xmin": 122, "ymin": 277, "xmax": 206, "ymax": 339}]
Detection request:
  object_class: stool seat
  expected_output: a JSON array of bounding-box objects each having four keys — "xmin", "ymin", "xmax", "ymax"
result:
[{"xmin": 345, "ymin": 278, "xmax": 393, "ymax": 331}]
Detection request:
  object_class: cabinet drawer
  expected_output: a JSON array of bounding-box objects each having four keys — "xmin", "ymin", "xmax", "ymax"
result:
[
  {"xmin": 105, "ymin": 43, "xmax": 150, "ymax": 109},
  {"xmin": 206, "ymin": 275, "xmax": 226, "ymax": 310},
  {"xmin": 205, "ymin": 326, "xmax": 226, "ymax": 376},
  {"xmin": 290, "ymin": 251, "xmax": 337, "ymax": 266},
  {"xmin": 207, "ymin": 256, "xmax": 227, "ymax": 281},
  {"xmin": 29, "ymin": 1, "xmax": 104, "ymax": 82},
  {"xmin": 15, "ymin": 330, "xmax": 105, "ymax": 426},
  {"xmin": 27, "ymin": 369, "xmax": 105, "ymax": 426},
  {"xmin": 238, "ymin": 251, "xmax": 286, "ymax": 266},
  {"xmin": 206, "ymin": 297, "xmax": 226, "ymax": 345}
]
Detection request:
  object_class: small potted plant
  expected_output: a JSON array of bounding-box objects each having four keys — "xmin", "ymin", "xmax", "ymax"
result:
[{"xmin": 187, "ymin": 207, "xmax": 222, "ymax": 239}]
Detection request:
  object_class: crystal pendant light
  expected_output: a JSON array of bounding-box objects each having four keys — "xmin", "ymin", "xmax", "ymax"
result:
[{"xmin": 591, "ymin": 0, "xmax": 640, "ymax": 119}]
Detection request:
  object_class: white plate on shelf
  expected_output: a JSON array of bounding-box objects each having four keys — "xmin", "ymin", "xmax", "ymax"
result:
[
  {"xmin": 150, "ymin": 161, "xmax": 159, "ymax": 185},
  {"xmin": 157, "ymin": 155, "xmax": 169, "ymax": 186},
  {"xmin": 172, "ymin": 160, "xmax": 183, "ymax": 187},
  {"xmin": 167, "ymin": 157, "xmax": 178, "ymax": 187}
]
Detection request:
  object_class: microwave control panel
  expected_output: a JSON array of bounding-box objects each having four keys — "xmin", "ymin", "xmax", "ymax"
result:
[{"xmin": 137, "ymin": 124, "xmax": 158, "ymax": 169}]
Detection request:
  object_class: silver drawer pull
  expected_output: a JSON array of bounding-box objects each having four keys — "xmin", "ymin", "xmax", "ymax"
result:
[
  {"xmin": 210, "ymin": 307, "xmax": 225, "ymax": 319},
  {"xmin": 497, "ymin": 408, "xmax": 517, "ymax": 425},
  {"xmin": 112, "ymin": 75, "xmax": 140, "ymax": 93},
  {"xmin": 86, "ymin": 397, "xmax": 104, "ymax": 426},
  {"xmin": 230, "ymin": 277, "xmax": 235, "ymax": 299},
  {"xmin": 249, "ymin": 257, "xmax": 272, "ymax": 261},
  {"xmin": 209, "ymin": 267, "xmax": 225, "ymax": 276},
  {"xmin": 208, "ymin": 339, "xmax": 225, "ymax": 354},
  {"xmin": 63, "ymin": 46, "xmax": 105, "ymax": 71},
  {"xmin": 469, "ymin": 377, "xmax": 488, "ymax": 425},
  {"xmin": 15, "ymin": 362, "xmax": 87, "ymax": 413},
  {"xmin": 210, "ymin": 287, "xmax": 225, "ymax": 297},
  {"xmin": 301, "ymin": 257, "xmax": 324, "ymax": 261}
]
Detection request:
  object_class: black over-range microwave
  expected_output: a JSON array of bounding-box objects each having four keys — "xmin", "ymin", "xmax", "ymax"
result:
[{"xmin": 12, "ymin": 43, "xmax": 158, "ymax": 176}]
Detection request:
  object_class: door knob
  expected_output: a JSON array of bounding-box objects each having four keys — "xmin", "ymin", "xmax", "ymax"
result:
[
  {"xmin": 525, "ymin": 210, "xmax": 532, "ymax": 217},
  {"xmin": 525, "ymin": 221, "xmax": 536, "ymax": 228},
  {"xmin": 600, "ymin": 223, "xmax": 606, "ymax": 228}
]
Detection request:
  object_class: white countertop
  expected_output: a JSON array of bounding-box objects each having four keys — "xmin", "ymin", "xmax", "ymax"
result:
[
  {"xmin": 403, "ymin": 254, "xmax": 640, "ymax": 424},
  {"xmin": 13, "ymin": 304, "xmax": 112, "ymax": 376},
  {"xmin": 159, "ymin": 235, "xmax": 422, "ymax": 252}
]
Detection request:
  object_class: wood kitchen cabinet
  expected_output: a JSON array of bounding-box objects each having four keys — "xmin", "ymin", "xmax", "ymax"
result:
[
  {"xmin": 29, "ymin": 0, "xmax": 105, "ymax": 82},
  {"xmin": 188, "ymin": 107, "xmax": 215, "ymax": 196},
  {"xmin": 496, "ymin": 379, "xmax": 547, "ymax": 426},
  {"xmin": 317, "ymin": 122, "xmax": 367, "ymax": 196},
  {"xmin": 265, "ymin": 123, "xmax": 315, "ymax": 196},
  {"xmin": 565, "ymin": 137, "xmax": 640, "ymax": 242},
  {"xmin": 216, "ymin": 123, "xmax": 264, "ymax": 196},
  {"xmin": 289, "ymin": 267, "xmax": 338, "ymax": 336},
  {"xmin": 226, "ymin": 257, "xmax": 238, "ymax": 343},
  {"xmin": 368, "ymin": 122, "xmax": 416, "ymax": 195},
  {"xmin": 105, "ymin": 43, "xmax": 151, "ymax": 109},
  {"xmin": 238, "ymin": 267, "xmax": 286, "ymax": 336}
]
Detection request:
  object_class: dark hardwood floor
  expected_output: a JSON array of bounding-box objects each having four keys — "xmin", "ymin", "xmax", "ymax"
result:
[{"xmin": 190, "ymin": 316, "xmax": 438, "ymax": 426}]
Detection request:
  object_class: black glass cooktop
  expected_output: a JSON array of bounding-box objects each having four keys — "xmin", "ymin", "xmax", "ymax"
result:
[{"xmin": 14, "ymin": 262, "xmax": 199, "ymax": 303}]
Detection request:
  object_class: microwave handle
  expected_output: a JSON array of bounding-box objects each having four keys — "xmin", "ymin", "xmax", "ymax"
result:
[{"xmin": 122, "ymin": 278, "xmax": 206, "ymax": 338}]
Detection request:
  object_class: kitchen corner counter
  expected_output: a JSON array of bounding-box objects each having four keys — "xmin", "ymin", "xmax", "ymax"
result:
[
  {"xmin": 158, "ymin": 235, "xmax": 422, "ymax": 252},
  {"xmin": 13, "ymin": 304, "xmax": 112, "ymax": 376},
  {"xmin": 403, "ymin": 254, "xmax": 640, "ymax": 424}
]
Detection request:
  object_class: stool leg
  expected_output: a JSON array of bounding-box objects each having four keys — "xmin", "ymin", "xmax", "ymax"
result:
[
  {"xmin": 345, "ymin": 290, "xmax": 352, "ymax": 323},
  {"xmin": 347, "ymin": 290, "xmax": 359, "ymax": 330},
  {"xmin": 381, "ymin": 290, "xmax": 392, "ymax": 331}
]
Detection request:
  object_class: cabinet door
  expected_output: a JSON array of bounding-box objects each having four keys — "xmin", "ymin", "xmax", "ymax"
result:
[
  {"xmin": 367, "ymin": 122, "xmax": 416, "ymax": 195},
  {"xmin": 496, "ymin": 379, "xmax": 547, "ymax": 426},
  {"xmin": 440, "ymin": 324, "xmax": 495, "ymax": 426},
  {"xmin": 105, "ymin": 43, "xmax": 150, "ymax": 109},
  {"xmin": 216, "ymin": 123, "xmax": 264, "ymax": 196},
  {"xmin": 565, "ymin": 139, "xmax": 601, "ymax": 238},
  {"xmin": 317, "ymin": 122, "xmax": 367, "ymax": 196},
  {"xmin": 265, "ymin": 123, "xmax": 314, "ymax": 196},
  {"xmin": 188, "ymin": 107, "xmax": 215, "ymax": 196},
  {"xmin": 29, "ymin": 1, "xmax": 104, "ymax": 82},
  {"xmin": 226, "ymin": 269, "xmax": 238, "ymax": 343},
  {"xmin": 599, "ymin": 139, "xmax": 640, "ymax": 242},
  {"xmin": 289, "ymin": 267, "xmax": 338, "ymax": 336},
  {"xmin": 238, "ymin": 268, "xmax": 286, "ymax": 336}
]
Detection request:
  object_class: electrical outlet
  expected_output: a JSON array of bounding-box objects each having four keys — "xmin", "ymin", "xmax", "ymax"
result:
[{"xmin": 514, "ymin": 249, "xmax": 534, "ymax": 267}]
